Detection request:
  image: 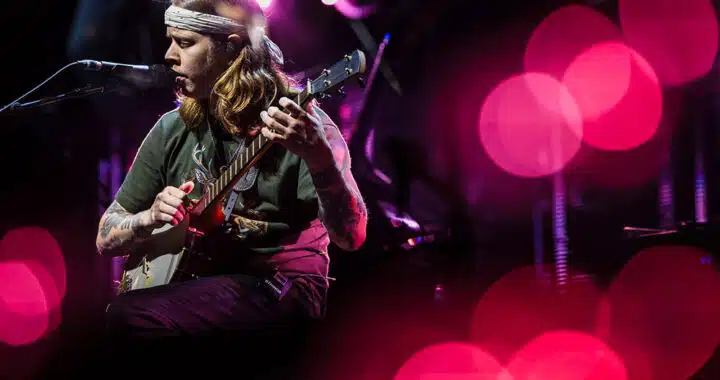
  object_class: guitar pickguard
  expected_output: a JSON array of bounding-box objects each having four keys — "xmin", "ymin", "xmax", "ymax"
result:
[{"xmin": 117, "ymin": 217, "xmax": 190, "ymax": 294}]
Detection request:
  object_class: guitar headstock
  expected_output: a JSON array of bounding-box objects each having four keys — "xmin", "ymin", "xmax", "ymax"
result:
[{"xmin": 307, "ymin": 50, "xmax": 367, "ymax": 100}]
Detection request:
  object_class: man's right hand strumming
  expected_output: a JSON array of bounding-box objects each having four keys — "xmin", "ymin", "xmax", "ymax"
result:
[
  {"xmin": 146, "ymin": 181, "xmax": 194, "ymax": 228},
  {"xmin": 95, "ymin": 181, "xmax": 194, "ymax": 256}
]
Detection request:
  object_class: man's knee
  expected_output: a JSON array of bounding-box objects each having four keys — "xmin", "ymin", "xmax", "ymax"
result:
[{"xmin": 104, "ymin": 297, "xmax": 172, "ymax": 338}]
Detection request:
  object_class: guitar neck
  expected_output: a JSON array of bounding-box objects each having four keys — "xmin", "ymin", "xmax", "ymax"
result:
[{"xmin": 190, "ymin": 88, "xmax": 313, "ymax": 215}]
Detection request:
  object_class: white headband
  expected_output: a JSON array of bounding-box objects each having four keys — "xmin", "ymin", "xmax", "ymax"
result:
[{"xmin": 164, "ymin": 5, "xmax": 284, "ymax": 65}]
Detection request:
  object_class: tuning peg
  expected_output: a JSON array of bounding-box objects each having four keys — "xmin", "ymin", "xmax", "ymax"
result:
[
  {"xmin": 356, "ymin": 76, "xmax": 366, "ymax": 88},
  {"xmin": 318, "ymin": 93, "xmax": 331, "ymax": 100},
  {"xmin": 337, "ymin": 86, "xmax": 346, "ymax": 97}
]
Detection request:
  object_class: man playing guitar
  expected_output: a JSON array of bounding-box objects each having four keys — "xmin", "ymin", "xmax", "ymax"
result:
[{"xmin": 95, "ymin": 0, "xmax": 367, "ymax": 373}]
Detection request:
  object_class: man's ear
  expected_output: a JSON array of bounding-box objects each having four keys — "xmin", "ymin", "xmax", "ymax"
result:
[{"xmin": 226, "ymin": 34, "xmax": 243, "ymax": 58}]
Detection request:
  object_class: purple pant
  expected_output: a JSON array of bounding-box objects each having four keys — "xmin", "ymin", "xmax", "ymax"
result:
[{"xmin": 102, "ymin": 275, "xmax": 318, "ymax": 376}]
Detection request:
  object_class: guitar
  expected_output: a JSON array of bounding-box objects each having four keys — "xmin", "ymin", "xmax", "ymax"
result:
[{"xmin": 116, "ymin": 50, "xmax": 367, "ymax": 294}]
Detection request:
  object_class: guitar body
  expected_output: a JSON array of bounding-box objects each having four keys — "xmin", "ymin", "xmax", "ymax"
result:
[
  {"xmin": 117, "ymin": 200, "xmax": 226, "ymax": 295},
  {"xmin": 116, "ymin": 218, "xmax": 190, "ymax": 294}
]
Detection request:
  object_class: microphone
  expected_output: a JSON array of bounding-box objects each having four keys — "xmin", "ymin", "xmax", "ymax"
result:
[
  {"xmin": 75, "ymin": 60, "xmax": 175, "ymax": 89},
  {"xmin": 77, "ymin": 60, "xmax": 155, "ymax": 72}
]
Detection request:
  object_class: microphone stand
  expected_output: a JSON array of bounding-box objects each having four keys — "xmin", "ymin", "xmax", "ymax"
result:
[
  {"xmin": 0, "ymin": 61, "xmax": 83, "ymax": 114},
  {"xmin": 0, "ymin": 60, "xmax": 151, "ymax": 115},
  {"xmin": 4, "ymin": 84, "xmax": 106, "ymax": 113}
]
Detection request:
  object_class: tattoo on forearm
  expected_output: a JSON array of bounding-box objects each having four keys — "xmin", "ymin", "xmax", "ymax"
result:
[
  {"xmin": 307, "ymin": 108, "xmax": 366, "ymax": 248},
  {"xmin": 99, "ymin": 202, "xmax": 127, "ymax": 239},
  {"xmin": 311, "ymin": 164, "xmax": 345, "ymax": 190},
  {"xmin": 313, "ymin": 167, "xmax": 368, "ymax": 249},
  {"xmin": 98, "ymin": 201, "xmax": 147, "ymax": 253}
]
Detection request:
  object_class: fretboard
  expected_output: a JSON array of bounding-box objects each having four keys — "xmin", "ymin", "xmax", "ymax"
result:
[{"xmin": 190, "ymin": 90, "xmax": 311, "ymax": 216}]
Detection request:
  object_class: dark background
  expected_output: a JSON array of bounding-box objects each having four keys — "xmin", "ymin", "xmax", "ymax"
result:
[{"xmin": 1, "ymin": 0, "xmax": 719, "ymax": 378}]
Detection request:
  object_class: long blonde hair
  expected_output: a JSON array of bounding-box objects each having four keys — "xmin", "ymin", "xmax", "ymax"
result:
[{"xmin": 172, "ymin": 0, "xmax": 298, "ymax": 136}]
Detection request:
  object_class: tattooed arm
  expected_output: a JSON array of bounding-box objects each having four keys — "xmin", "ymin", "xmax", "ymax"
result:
[
  {"xmin": 312, "ymin": 163, "xmax": 368, "ymax": 251},
  {"xmin": 259, "ymin": 98, "xmax": 367, "ymax": 250},
  {"xmin": 95, "ymin": 201, "xmax": 153, "ymax": 257},
  {"xmin": 310, "ymin": 112, "xmax": 368, "ymax": 251},
  {"xmin": 96, "ymin": 181, "xmax": 195, "ymax": 256}
]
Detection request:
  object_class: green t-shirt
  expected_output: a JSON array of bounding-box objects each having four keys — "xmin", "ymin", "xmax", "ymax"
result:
[{"xmin": 115, "ymin": 109, "xmax": 331, "ymax": 308}]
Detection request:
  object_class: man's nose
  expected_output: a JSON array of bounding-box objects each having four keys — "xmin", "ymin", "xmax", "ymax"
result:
[{"xmin": 165, "ymin": 44, "xmax": 180, "ymax": 66}]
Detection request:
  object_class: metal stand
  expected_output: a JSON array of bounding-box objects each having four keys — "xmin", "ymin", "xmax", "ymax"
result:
[{"xmin": 3, "ymin": 85, "xmax": 106, "ymax": 113}]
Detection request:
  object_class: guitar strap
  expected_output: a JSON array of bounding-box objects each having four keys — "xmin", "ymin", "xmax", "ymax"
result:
[{"xmin": 222, "ymin": 189, "xmax": 240, "ymax": 222}]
